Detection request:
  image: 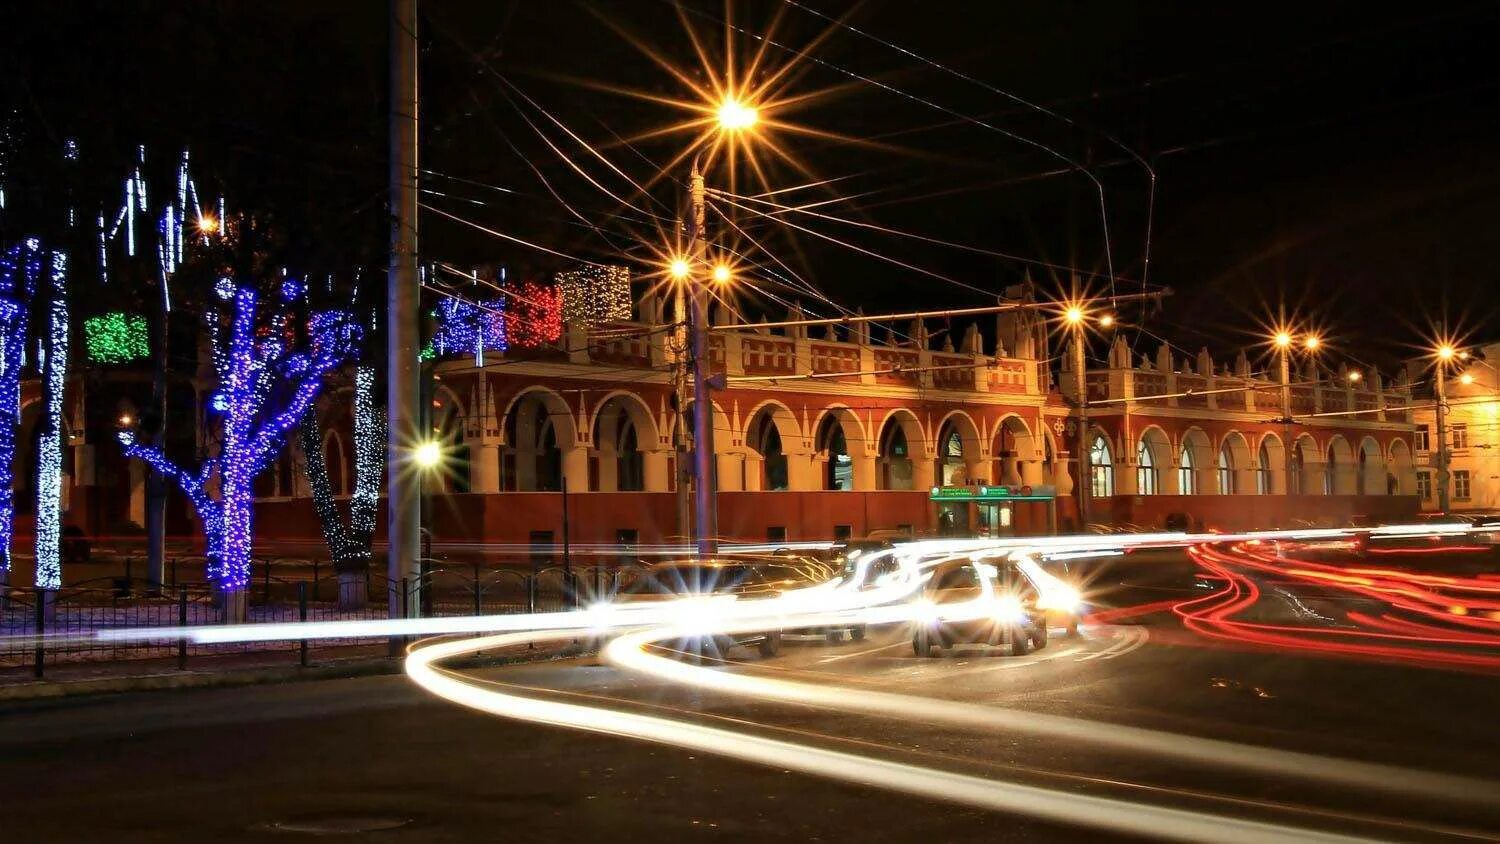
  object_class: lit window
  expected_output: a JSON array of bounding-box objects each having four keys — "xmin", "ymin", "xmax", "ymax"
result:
[
  {"xmin": 1136, "ymin": 439, "xmax": 1159, "ymax": 495},
  {"xmin": 1178, "ymin": 446, "xmax": 1197, "ymax": 495},
  {"xmin": 1452, "ymin": 424, "xmax": 1469, "ymax": 450},
  {"xmin": 1089, "ymin": 435, "xmax": 1114, "ymax": 498},
  {"xmin": 1217, "ymin": 445, "xmax": 1236, "ymax": 495},
  {"xmin": 1416, "ymin": 471, "xmax": 1432, "ymax": 501},
  {"xmin": 1455, "ymin": 470, "xmax": 1472, "ymax": 501},
  {"xmin": 1414, "ymin": 425, "xmax": 1430, "ymax": 452}
]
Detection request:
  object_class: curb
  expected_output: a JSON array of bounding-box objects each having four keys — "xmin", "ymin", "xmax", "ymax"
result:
[{"xmin": 0, "ymin": 643, "xmax": 583, "ymax": 703}]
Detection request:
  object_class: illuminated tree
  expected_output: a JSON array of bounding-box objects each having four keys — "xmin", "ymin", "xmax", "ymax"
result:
[
  {"xmin": 299, "ymin": 363, "xmax": 384, "ymax": 609},
  {"xmin": 119, "ymin": 279, "xmax": 357, "ymax": 620},
  {"xmin": 0, "ymin": 241, "xmax": 42, "ymax": 588}
]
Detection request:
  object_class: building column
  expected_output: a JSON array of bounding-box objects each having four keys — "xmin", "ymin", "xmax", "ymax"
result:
[
  {"xmin": 561, "ymin": 443, "xmax": 589, "ymax": 492},
  {"xmin": 471, "ymin": 442, "xmax": 501, "ymax": 493},
  {"xmin": 851, "ymin": 451, "xmax": 877, "ymax": 491},
  {"xmin": 716, "ymin": 451, "xmax": 744, "ymax": 492},
  {"xmin": 643, "ymin": 449, "xmax": 671, "ymax": 492}
]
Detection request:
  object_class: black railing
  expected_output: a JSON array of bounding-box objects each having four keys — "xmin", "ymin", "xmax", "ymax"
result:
[{"xmin": 1, "ymin": 557, "xmax": 648, "ymax": 676}]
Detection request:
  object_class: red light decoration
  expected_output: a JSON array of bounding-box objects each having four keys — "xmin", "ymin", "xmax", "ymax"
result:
[{"xmin": 504, "ymin": 281, "xmax": 562, "ymax": 349}]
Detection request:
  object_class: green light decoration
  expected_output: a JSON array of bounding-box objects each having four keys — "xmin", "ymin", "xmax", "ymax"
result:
[
  {"xmin": 418, "ymin": 341, "xmax": 435, "ymax": 362},
  {"xmin": 84, "ymin": 311, "xmax": 149, "ymax": 363}
]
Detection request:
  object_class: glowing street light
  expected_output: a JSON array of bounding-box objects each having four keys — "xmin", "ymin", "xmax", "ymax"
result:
[
  {"xmin": 712, "ymin": 264, "xmax": 732, "ymax": 285},
  {"xmin": 1274, "ymin": 331, "xmax": 1293, "ymax": 349},
  {"xmin": 1347, "ymin": 370, "xmax": 1362, "ymax": 384},
  {"xmin": 1437, "ymin": 344, "xmax": 1457, "ymax": 362},
  {"xmin": 1098, "ymin": 314, "xmax": 1115, "ymax": 328},
  {"xmin": 412, "ymin": 440, "xmax": 443, "ymax": 470},
  {"xmin": 716, "ymin": 97, "xmax": 758, "ymax": 131},
  {"xmin": 196, "ymin": 213, "xmax": 219, "ymax": 235},
  {"xmin": 1461, "ymin": 373, "xmax": 1475, "ymax": 385},
  {"xmin": 669, "ymin": 258, "xmax": 691, "ymax": 281},
  {"xmin": 1063, "ymin": 306, "xmax": 1085, "ymax": 326},
  {"xmin": 1303, "ymin": 335, "xmax": 1321, "ymax": 351}
]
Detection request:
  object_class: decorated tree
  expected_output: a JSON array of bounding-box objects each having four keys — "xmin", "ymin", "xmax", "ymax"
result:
[
  {"xmin": 119, "ymin": 278, "xmax": 357, "ymax": 620},
  {"xmin": 299, "ymin": 360, "xmax": 384, "ymax": 609},
  {"xmin": 0, "ymin": 241, "xmax": 42, "ymax": 588}
]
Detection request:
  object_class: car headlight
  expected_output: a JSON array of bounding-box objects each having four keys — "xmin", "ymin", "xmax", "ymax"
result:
[
  {"xmin": 994, "ymin": 594, "xmax": 1027, "ymax": 624},
  {"xmin": 1037, "ymin": 584, "xmax": 1083, "ymax": 614},
  {"xmin": 914, "ymin": 598, "xmax": 940, "ymax": 623}
]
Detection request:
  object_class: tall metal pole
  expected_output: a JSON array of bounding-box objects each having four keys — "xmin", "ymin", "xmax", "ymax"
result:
[
  {"xmin": 689, "ymin": 160, "xmax": 719, "ymax": 556},
  {"xmin": 387, "ymin": 0, "xmax": 421, "ymax": 619},
  {"xmin": 673, "ymin": 288, "xmax": 690, "ymax": 544},
  {"xmin": 1073, "ymin": 331, "xmax": 1089, "ymax": 532},
  {"xmin": 1435, "ymin": 362, "xmax": 1450, "ymax": 514},
  {"xmin": 1280, "ymin": 348, "xmax": 1294, "ymax": 494}
]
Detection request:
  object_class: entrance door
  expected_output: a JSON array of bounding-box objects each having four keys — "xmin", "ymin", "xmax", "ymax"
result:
[{"xmin": 937, "ymin": 502, "xmax": 970, "ymax": 536}]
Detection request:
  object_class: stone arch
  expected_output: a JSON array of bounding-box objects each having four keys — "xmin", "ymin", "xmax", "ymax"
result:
[
  {"xmin": 1217, "ymin": 431, "xmax": 1253, "ymax": 495},
  {"xmin": 993, "ymin": 414, "xmax": 1040, "ymax": 487},
  {"xmin": 934, "ymin": 409, "xmax": 984, "ymax": 486},
  {"xmin": 590, "ymin": 391, "xmax": 662, "ymax": 492},
  {"xmin": 1356, "ymin": 435, "xmax": 1384, "ymax": 496},
  {"xmin": 1387, "ymin": 437, "xmax": 1415, "ymax": 496},
  {"xmin": 876, "ymin": 409, "xmax": 928, "ymax": 491},
  {"xmin": 1257, "ymin": 432, "xmax": 1287, "ymax": 495},
  {"xmin": 1177, "ymin": 427, "xmax": 1214, "ymax": 495},
  {"xmin": 1326, "ymin": 435, "xmax": 1356, "ymax": 495},
  {"xmin": 1288, "ymin": 433, "xmax": 1321, "ymax": 494},
  {"xmin": 812, "ymin": 405, "xmax": 869, "ymax": 491},
  {"xmin": 1134, "ymin": 425, "xmax": 1171, "ymax": 495},
  {"xmin": 499, "ymin": 386, "xmax": 580, "ymax": 492},
  {"xmin": 743, "ymin": 400, "xmax": 804, "ymax": 491}
]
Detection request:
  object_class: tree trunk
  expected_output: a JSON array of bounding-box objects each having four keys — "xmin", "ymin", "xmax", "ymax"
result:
[
  {"xmin": 337, "ymin": 568, "xmax": 367, "ymax": 611},
  {"xmin": 220, "ymin": 588, "xmax": 248, "ymax": 624}
]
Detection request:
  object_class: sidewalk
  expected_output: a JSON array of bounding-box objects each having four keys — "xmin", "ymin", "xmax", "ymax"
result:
[{"xmin": 0, "ymin": 638, "xmax": 581, "ymax": 703}]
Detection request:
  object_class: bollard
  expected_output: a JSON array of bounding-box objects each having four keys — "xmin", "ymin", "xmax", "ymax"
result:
[
  {"xmin": 472, "ymin": 561, "xmax": 481, "ymax": 616},
  {"xmin": 33, "ymin": 592, "xmax": 45, "ymax": 679},
  {"xmin": 178, "ymin": 589, "xmax": 188, "ymax": 670},
  {"xmin": 298, "ymin": 582, "xmax": 309, "ymax": 667}
]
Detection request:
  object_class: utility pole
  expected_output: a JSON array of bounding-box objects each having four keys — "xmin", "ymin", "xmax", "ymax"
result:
[
  {"xmin": 1073, "ymin": 332, "xmax": 1089, "ymax": 531},
  {"xmin": 673, "ymin": 288, "xmax": 690, "ymax": 546},
  {"xmin": 1279, "ymin": 344, "xmax": 1294, "ymax": 494},
  {"xmin": 387, "ymin": 0, "xmax": 421, "ymax": 620},
  {"xmin": 688, "ymin": 159, "xmax": 719, "ymax": 556},
  {"xmin": 1435, "ymin": 360, "xmax": 1450, "ymax": 514}
]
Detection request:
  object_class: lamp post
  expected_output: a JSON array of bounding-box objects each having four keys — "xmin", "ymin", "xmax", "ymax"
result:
[
  {"xmin": 1065, "ymin": 306, "xmax": 1088, "ymax": 531},
  {"xmin": 1435, "ymin": 344, "xmax": 1455, "ymax": 514},
  {"xmin": 1274, "ymin": 331, "xmax": 1294, "ymax": 493}
]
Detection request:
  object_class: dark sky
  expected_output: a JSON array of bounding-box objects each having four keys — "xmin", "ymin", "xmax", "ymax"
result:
[{"xmin": 6, "ymin": 1, "xmax": 1499, "ymax": 370}]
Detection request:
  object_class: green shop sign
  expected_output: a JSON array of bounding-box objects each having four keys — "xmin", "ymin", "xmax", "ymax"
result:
[{"xmin": 929, "ymin": 484, "xmax": 1056, "ymax": 502}]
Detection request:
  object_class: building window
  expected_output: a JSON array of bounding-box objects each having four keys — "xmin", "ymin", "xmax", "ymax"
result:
[
  {"xmin": 1451, "ymin": 424, "xmax": 1468, "ymax": 451},
  {"xmin": 1323, "ymin": 451, "xmax": 1336, "ymax": 496},
  {"xmin": 1455, "ymin": 470, "xmax": 1471, "ymax": 501},
  {"xmin": 818, "ymin": 416, "xmax": 855, "ymax": 491},
  {"xmin": 1178, "ymin": 446, "xmax": 1197, "ymax": 495},
  {"xmin": 1416, "ymin": 471, "xmax": 1432, "ymax": 501},
  {"xmin": 833, "ymin": 524, "xmax": 852, "ymax": 541},
  {"xmin": 1136, "ymin": 439, "xmax": 1159, "ymax": 495},
  {"xmin": 767, "ymin": 526, "xmax": 788, "ymax": 544},
  {"xmin": 1256, "ymin": 441, "xmax": 1273, "ymax": 494},
  {"xmin": 1414, "ymin": 425, "xmax": 1430, "ymax": 452},
  {"xmin": 1089, "ymin": 435, "xmax": 1114, "ymax": 498},
  {"xmin": 1217, "ymin": 445, "xmax": 1236, "ymax": 495},
  {"xmin": 939, "ymin": 426, "xmax": 966, "ymax": 486}
]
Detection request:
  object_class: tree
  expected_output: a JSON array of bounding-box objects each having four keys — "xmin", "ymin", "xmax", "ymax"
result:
[
  {"xmin": 0, "ymin": 241, "xmax": 41, "ymax": 588},
  {"xmin": 299, "ymin": 361, "xmax": 384, "ymax": 609},
  {"xmin": 119, "ymin": 278, "xmax": 357, "ymax": 621}
]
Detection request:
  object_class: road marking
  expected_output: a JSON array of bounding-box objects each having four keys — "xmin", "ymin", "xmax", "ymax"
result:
[
  {"xmin": 816, "ymin": 641, "xmax": 904, "ymax": 664},
  {"xmin": 1077, "ymin": 628, "xmax": 1145, "ymax": 661},
  {"xmin": 963, "ymin": 644, "xmax": 1084, "ymax": 673},
  {"xmin": 1099, "ymin": 628, "xmax": 1150, "ymax": 660}
]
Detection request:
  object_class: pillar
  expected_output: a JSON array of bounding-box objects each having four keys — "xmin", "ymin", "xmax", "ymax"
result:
[
  {"xmin": 472, "ymin": 442, "xmax": 501, "ymax": 493},
  {"xmin": 644, "ymin": 449, "xmax": 671, "ymax": 493}
]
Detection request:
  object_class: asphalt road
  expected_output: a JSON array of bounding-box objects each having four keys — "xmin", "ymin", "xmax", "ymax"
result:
[{"xmin": 1, "ymin": 557, "xmax": 1498, "ymax": 842}]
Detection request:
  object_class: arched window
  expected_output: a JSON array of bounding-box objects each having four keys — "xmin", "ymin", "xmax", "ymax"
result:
[
  {"xmin": 1256, "ymin": 441, "xmax": 1272, "ymax": 494},
  {"xmin": 1217, "ymin": 445, "xmax": 1235, "ymax": 494},
  {"xmin": 617, "ymin": 417, "xmax": 644, "ymax": 492},
  {"xmin": 937, "ymin": 422, "xmax": 966, "ymax": 486},
  {"xmin": 1324, "ymin": 450, "xmax": 1336, "ymax": 496},
  {"xmin": 817, "ymin": 415, "xmax": 854, "ymax": 491},
  {"xmin": 1089, "ymin": 435, "xmax": 1114, "ymax": 497},
  {"xmin": 1289, "ymin": 446, "xmax": 1304, "ymax": 495},
  {"xmin": 1136, "ymin": 439, "xmax": 1159, "ymax": 495},
  {"xmin": 878, "ymin": 420, "xmax": 914, "ymax": 490},
  {"xmin": 1178, "ymin": 446, "xmax": 1198, "ymax": 495},
  {"xmin": 751, "ymin": 412, "xmax": 789, "ymax": 491}
]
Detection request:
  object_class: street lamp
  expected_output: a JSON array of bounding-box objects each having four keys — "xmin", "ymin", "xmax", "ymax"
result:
[
  {"xmin": 1062, "ymin": 305, "xmax": 1089, "ymax": 530},
  {"xmin": 1303, "ymin": 335, "xmax": 1321, "ymax": 352},
  {"xmin": 669, "ymin": 258, "xmax": 691, "ymax": 281},
  {"xmin": 1098, "ymin": 313, "xmax": 1115, "ymax": 328},
  {"xmin": 1432, "ymin": 342, "xmax": 1459, "ymax": 514},
  {"xmin": 712, "ymin": 264, "xmax": 732, "ymax": 285},
  {"xmin": 1347, "ymin": 370, "xmax": 1362, "ymax": 384},
  {"xmin": 716, "ymin": 98, "xmax": 758, "ymax": 131},
  {"xmin": 412, "ymin": 439, "xmax": 443, "ymax": 470}
]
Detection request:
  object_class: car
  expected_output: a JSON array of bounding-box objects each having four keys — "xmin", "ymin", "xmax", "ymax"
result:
[
  {"xmin": 911, "ymin": 557, "xmax": 1050, "ymax": 657},
  {"xmin": 612, "ymin": 558, "xmax": 833, "ymax": 658},
  {"xmin": 806, "ymin": 540, "xmax": 903, "ymax": 643}
]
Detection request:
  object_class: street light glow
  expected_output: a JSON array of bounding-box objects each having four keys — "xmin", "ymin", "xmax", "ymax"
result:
[
  {"xmin": 716, "ymin": 98, "xmax": 758, "ymax": 131},
  {"xmin": 1347, "ymin": 371, "xmax": 1362, "ymax": 383},
  {"xmin": 412, "ymin": 440, "xmax": 443, "ymax": 469},
  {"xmin": 1064, "ymin": 306, "xmax": 1085, "ymax": 326},
  {"xmin": 1438, "ymin": 345, "xmax": 1456, "ymax": 361},
  {"xmin": 1460, "ymin": 373, "xmax": 1475, "ymax": 385},
  {"xmin": 1303, "ymin": 335, "xmax": 1321, "ymax": 351},
  {"xmin": 1274, "ymin": 332, "xmax": 1293, "ymax": 349},
  {"xmin": 1098, "ymin": 314, "xmax": 1114, "ymax": 328},
  {"xmin": 196, "ymin": 213, "xmax": 219, "ymax": 234},
  {"xmin": 712, "ymin": 264, "xmax": 732, "ymax": 284},
  {"xmin": 669, "ymin": 258, "xmax": 691, "ymax": 280}
]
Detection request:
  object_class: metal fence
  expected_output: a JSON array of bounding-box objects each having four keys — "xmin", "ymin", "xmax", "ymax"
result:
[{"xmin": 1, "ymin": 558, "xmax": 647, "ymax": 677}]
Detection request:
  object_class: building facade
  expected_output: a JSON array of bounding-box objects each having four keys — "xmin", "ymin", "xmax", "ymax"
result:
[{"xmin": 1411, "ymin": 342, "xmax": 1500, "ymax": 512}]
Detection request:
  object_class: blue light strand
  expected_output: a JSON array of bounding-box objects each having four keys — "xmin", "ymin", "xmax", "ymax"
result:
[
  {"xmin": 33, "ymin": 250, "xmax": 68, "ymax": 590},
  {"xmin": 0, "ymin": 241, "xmax": 41, "ymax": 576}
]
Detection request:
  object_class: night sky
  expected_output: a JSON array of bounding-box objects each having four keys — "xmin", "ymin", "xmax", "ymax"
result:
[{"xmin": 6, "ymin": 1, "xmax": 1499, "ymax": 371}]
